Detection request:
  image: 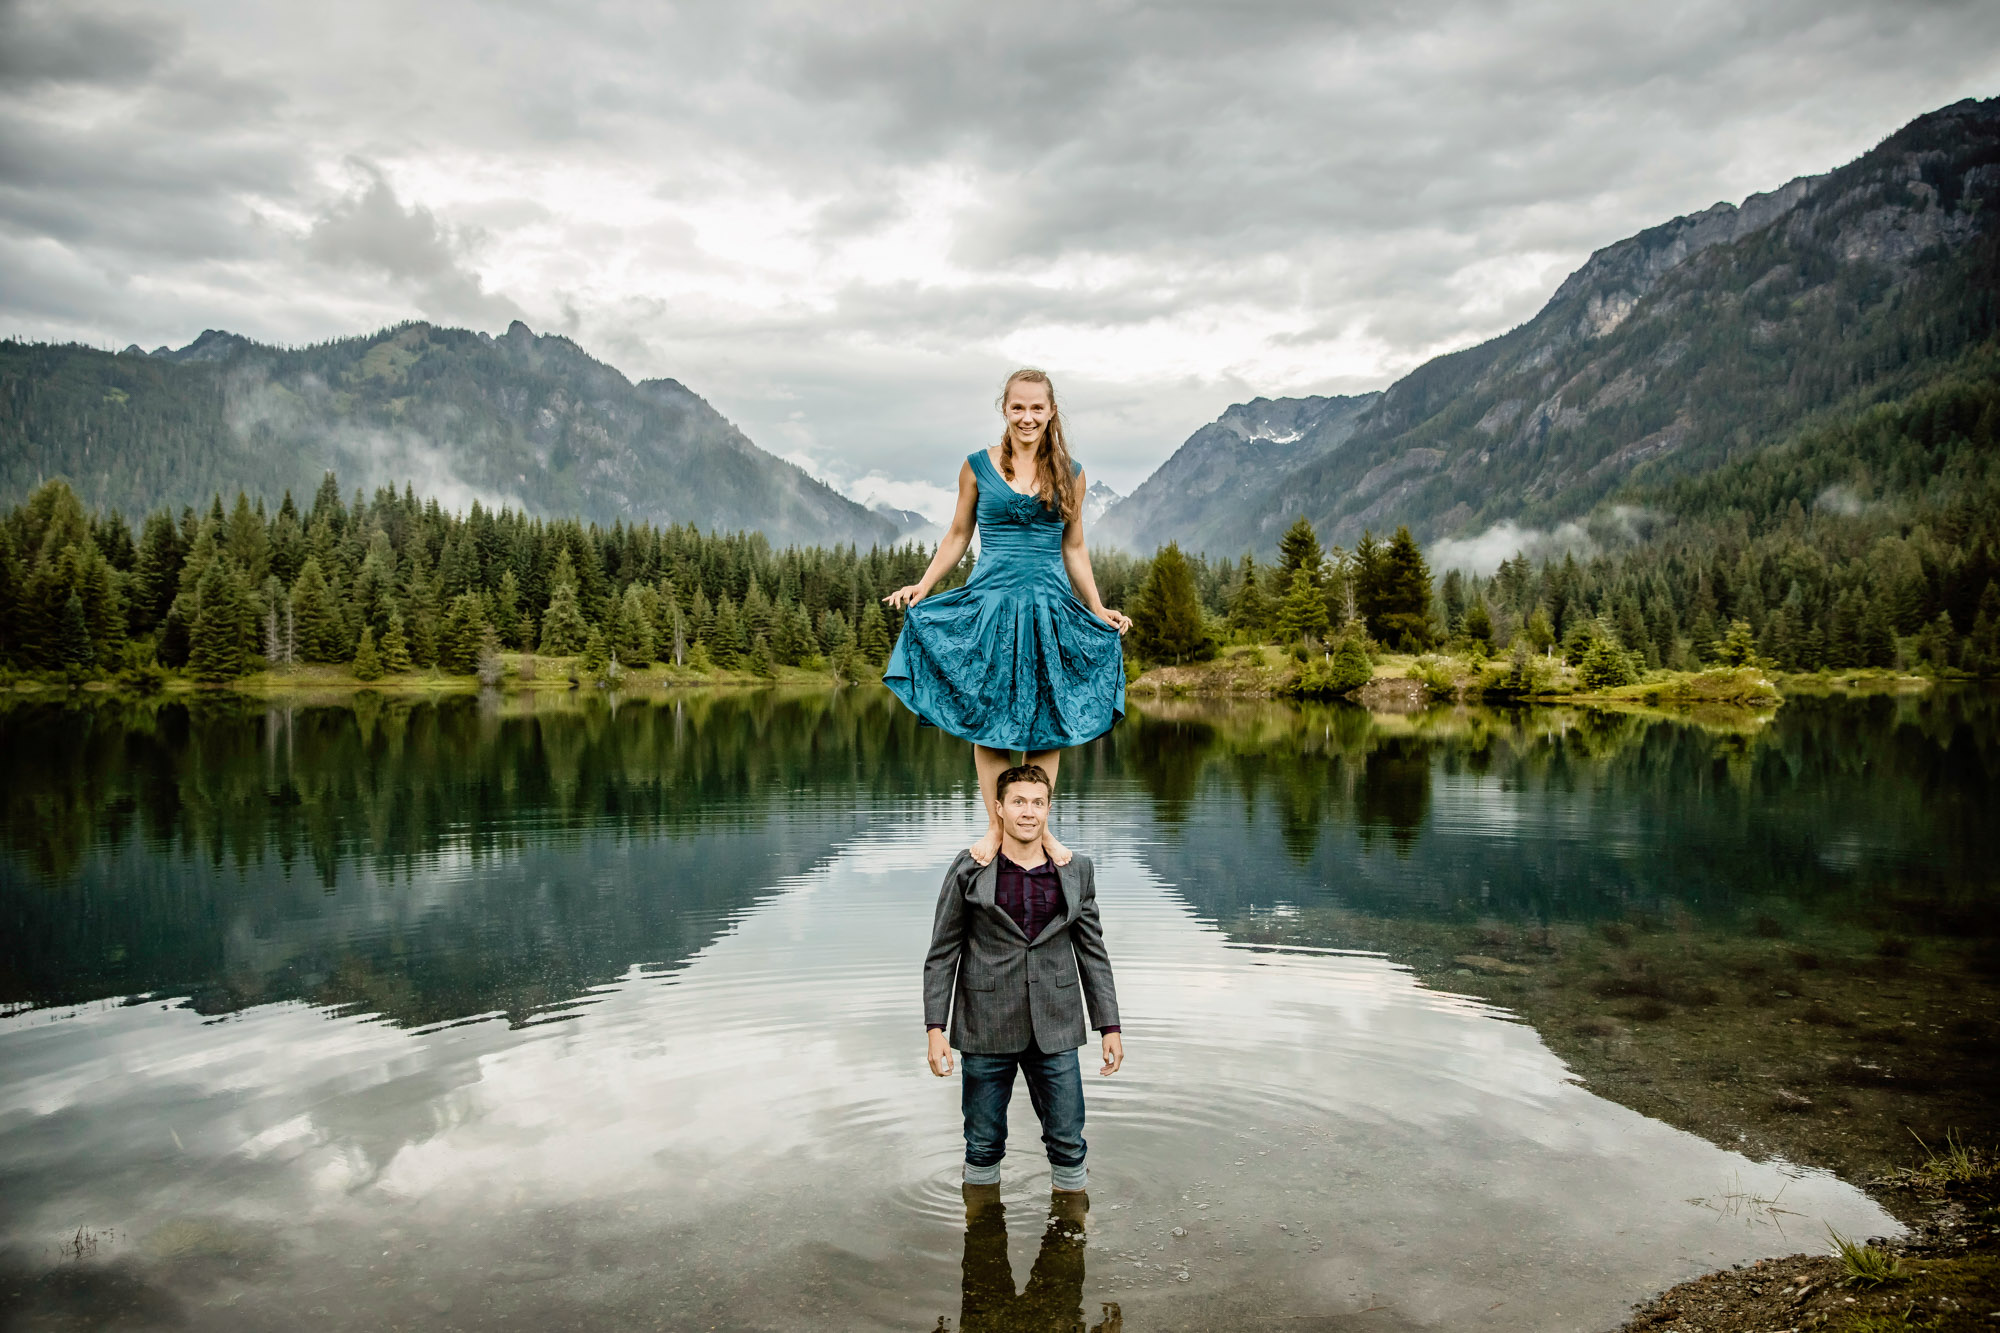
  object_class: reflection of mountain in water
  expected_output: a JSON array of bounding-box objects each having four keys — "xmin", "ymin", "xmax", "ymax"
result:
[
  {"xmin": 0, "ymin": 689, "xmax": 967, "ymax": 1025},
  {"xmin": 1094, "ymin": 692, "xmax": 2000, "ymax": 930}
]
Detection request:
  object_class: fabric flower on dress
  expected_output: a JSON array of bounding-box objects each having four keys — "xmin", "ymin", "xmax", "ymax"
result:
[{"xmin": 998, "ymin": 488, "xmax": 1049, "ymax": 525}]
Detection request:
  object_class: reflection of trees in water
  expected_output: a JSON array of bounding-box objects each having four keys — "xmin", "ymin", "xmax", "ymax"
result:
[
  {"xmin": 951, "ymin": 1191, "xmax": 1118, "ymax": 1333},
  {"xmin": 0, "ymin": 689, "xmax": 970, "ymax": 1022},
  {"xmin": 1128, "ymin": 719, "xmax": 1215, "ymax": 826},
  {"xmin": 1105, "ymin": 690, "xmax": 2000, "ymax": 928},
  {"xmin": 1, "ymin": 689, "xmax": 966, "ymax": 884},
  {"xmin": 1353, "ymin": 740, "xmax": 1431, "ymax": 855}
]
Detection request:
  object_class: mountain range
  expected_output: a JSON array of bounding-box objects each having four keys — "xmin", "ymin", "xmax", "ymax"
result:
[
  {"xmin": 0, "ymin": 320, "xmax": 900, "ymax": 549},
  {"xmin": 1099, "ymin": 96, "xmax": 2000, "ymax": 561}
]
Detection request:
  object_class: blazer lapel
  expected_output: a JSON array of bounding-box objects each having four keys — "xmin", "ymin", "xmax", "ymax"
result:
[
  {"xmin": 971, "ymin": 857, "xmax": 1028, "ymax": 941},
  {"xmin": 1029, "ymin": 860, "xmax": 1081, "ymax": 948}
]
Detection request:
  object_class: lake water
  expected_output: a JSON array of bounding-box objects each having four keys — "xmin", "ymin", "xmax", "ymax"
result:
[{"xmin": 3, "ymin": 687, "xmax": 1995, "ymax": 1331}]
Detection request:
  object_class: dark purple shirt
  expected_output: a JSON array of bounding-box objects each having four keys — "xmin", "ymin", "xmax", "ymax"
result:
[
  {"xmin": 928, "ymin": 854, "xmax": 1118, "ymax": 1035},
  {"xmin": 995, "ymin": 852, "xmax": 1064, "ymax": 942}
]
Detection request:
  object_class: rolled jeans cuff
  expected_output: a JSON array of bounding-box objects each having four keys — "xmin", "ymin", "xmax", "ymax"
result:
[
  {"xmin": 1050, "ymin": 1162, "xmax": 1088, "ymax": 1191},
  {"xmin": 962, "ymin": 1160, "xmax": 1002, "ymax": 1185}
]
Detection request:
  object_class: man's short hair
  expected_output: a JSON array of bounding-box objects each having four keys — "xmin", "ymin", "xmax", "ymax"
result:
[{"xmin": 995, "ymin": 763, "xmax": 1052, "ymax": 802}]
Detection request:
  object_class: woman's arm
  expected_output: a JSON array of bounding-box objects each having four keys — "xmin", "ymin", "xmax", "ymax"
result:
[
  {"xmin": 885, "ymin": 461, "xmax": 978, "ymax": 610},
  {"xmin": 1062, "ymin": 469, "xmax": 1132, "ymax": 633}
]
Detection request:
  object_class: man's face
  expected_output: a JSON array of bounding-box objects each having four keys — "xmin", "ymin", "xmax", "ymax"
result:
[{"xmin": 1000, "ymin": 781, "xmax": 1049, "ymax": 844}]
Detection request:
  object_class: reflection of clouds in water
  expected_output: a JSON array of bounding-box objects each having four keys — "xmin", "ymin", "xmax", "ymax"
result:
[{"xmin": 0, "ymin": 814, "xmax": 1901, "ymax": 1330}]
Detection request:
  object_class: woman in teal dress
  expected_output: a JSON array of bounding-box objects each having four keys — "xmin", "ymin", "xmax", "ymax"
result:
[{"xmin": 883, "ymin": 368, "xmax": 1132, "ymax": 866}]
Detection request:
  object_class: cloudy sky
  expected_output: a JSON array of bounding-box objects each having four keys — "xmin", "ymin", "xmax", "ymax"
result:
[{"xmin": 3, "ymin": 0, "xmax": 1997, "ymax": 518}]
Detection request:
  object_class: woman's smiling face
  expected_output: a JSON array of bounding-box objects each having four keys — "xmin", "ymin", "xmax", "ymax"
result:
[{"xmin": 1004, "ymin": 379, "xmax": 1052, "ymax": 449}]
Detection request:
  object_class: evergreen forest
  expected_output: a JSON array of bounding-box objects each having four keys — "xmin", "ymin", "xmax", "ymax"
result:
[{"xmin": 3, "ymin": 338, "xmax": 1997, "ymax": 688}]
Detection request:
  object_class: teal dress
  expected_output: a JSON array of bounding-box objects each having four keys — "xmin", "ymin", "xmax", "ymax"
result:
[{"xmin": 884, "ymin": 451, "xmax": 1126, "ymax": 750}]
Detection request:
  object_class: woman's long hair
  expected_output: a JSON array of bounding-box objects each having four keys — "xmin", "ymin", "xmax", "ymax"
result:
[{"xmin": 996, "ymin": 367, "xmax": 1080, "ymax": 523}]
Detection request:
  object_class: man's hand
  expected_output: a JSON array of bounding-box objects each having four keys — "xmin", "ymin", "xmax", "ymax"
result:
[
  {"xmin": 927, "ymin": 1028, "xmax": 955, "ymax": 1077},
  {"xmin": 1098, "ymin": 1031, "xmax": 1123, "ymax": 1076}
]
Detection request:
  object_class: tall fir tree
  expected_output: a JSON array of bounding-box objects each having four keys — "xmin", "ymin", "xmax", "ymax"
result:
[
  {"xmin": 538, "ymin": 550, "xmax": 591, "ymax": 654},
  {"xmin": 439, "ymin": 593, "xmax": 486, "ymax": 673},
  {"xmin": 1275, "ymin": 566, "xmax": 1332, "ymax": 644},
  {"xmin": 1276, "ymin": 516, "xmax": 1324, "ymax": 595},
  {"xmin": 290, "ymin": 556, "xmax": 346, "ymax": 662},
  {"xmin": 857, "ymin": 602, "xmax": 891, "ymax": 667},
  {"xmin": 1227, "ymin": 554, "xmax": 1270, "ymax": 638},
  {"xmin": 1133, "ymin": 543, "xmax": 1215, "ymax": 664},
  {"xmin": 380, "ymin": 611, "xmax": 415, "ymax": 673},
  {"xmin": 188, "ymin": 558, "xmax": 251, "ymax": 681},
  {"xmin": 352, "ymin": 625, "xmax": 384, "ymax": 681}
]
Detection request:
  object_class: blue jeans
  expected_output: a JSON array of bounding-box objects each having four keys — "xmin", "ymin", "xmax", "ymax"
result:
[{"xmin": 960, "ymin": 1038, "xmax": 1087, "ymax": 1191}]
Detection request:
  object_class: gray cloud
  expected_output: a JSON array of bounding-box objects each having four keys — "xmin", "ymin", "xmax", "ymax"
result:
[
  {"xmin": 0, "ymin": 0, "xmax": 172, "ymax": 89},
  {"xmin": 1, "ymin": 0, "xmax": 1996, "ymax": 498},
  {"xmin": 306, "ymin": 166, "xmax": 522, "ymax": 325}
]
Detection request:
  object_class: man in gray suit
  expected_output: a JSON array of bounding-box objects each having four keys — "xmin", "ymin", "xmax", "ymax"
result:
[{"xmin": 925, "ymin": 763, "xmax": 1123, "ymax": 1192}]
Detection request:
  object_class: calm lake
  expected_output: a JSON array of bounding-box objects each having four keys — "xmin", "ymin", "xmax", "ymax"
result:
[{"xmin": 3, "ymin": 686, "xmax": 1996, "ymax": 1331}]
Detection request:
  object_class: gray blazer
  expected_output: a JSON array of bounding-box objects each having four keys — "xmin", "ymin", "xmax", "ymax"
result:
[{"xmin": 923, "ymin": 850, "xmax": 1120, "ymax": 1054}]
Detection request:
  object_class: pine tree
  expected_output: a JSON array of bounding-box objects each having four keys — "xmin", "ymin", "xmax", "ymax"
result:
[
  {"xmin": 405, "ymin": 557, "xmax": 442, "ymax": 668},
  {"xmin": 1523, "ymin": 606, "xmax": 1555, "ymax": 655},
  {"xmin": 1858, "ymin": 600, "xmax": 1897, "ymax": 668},
  {"xmin": 1275, "ymin": 567, "xmax": 1331, "ymax": 644},
  {"xmin": 742, "ymin": 576, "xmax": 773, "ymax": 646},
  {"xmin": 1327, "ymin": 633, "xmax": 1373, "ymax": 692},
  {"xmin": 1711, "ymin": 619, "xmax": 1760, "ymax": 667},
  {"xmin": 188, "ymin": 559, "xmax": 250, "ymax": 681},
  {"xmin": 226, "ymin": 492, "xmax": 269, "ymax": 585},
  {"xmin": 131, "ymin": 511, "xmax": 184, "ymax": 634},
  {"xmin": 1462, "ymin": 598, "xmax": 1494, "ymax": 651},
  {"xmin": 268, "ymin": 494, "xmax": 306, "ymax": 587},
  {"xmin": 352, "ymin": 625, "xmax": 384, "ymax": 681},
  {"xmin": 747, "ymin": 633, "xmax": 776, "ymax": 678},
  {"xmin": 290, "ymin": 556, "xmax": 345, "ymax": 662},
  {"xmin": 495, "ymin": 569, "xmax": 525, "ymax": 648},
  {"xmin": 614, "ymin": 583, "xmax": 657, "ymax": 666},
  {"xmin": 1277, "ymin": 517, "xmax": 1324, "ymax": 592},
  {"xmin": 538, "ymin": 552, "xmax": 591, "ymax": 655},
  {"xmin": 1964, "ymin": 581, "xmax": 2000, "ymax": 677},
  {"xmin": 711, "ymin": 593, "xmax": 745, "ymax": 668},
  {"xmin": 579, "ymin": 624, "xmax": 610, "ymax": 675},
  {"xmin": 770, "ymin": 593, "xmax": 805, "ymax": 665},
  {"xmin": 380, "ymin": 611, "xmax": 415, "ymax": 673},
  {"xmin": 818, "ymin": 608, "xmax": 853, "ymax": 658},
  {"xmin": 1577, "ymin": 634, "xmax": 1638, "ymax": 690},
  {"xmin": 1227, "ymin": 554, "xmax": 1271, "ymax": 638},
  {"xmin": 1369, "ymin": 527, "xmax": 1434, "ymax": 650},
  {"xmin": 439, "ymin": 593, "xmax": 486, "ymax": 673},
  {"xmin": 857, "ymin": 602, "xmax": 891, "ymax": 667},
  {"xmin": 1132, "ymin": 543, "xmax": 1214, "ymax": 664},
  {"xmin": 54, "ymin": 591, "xmax": 92, "ymax": 673}
]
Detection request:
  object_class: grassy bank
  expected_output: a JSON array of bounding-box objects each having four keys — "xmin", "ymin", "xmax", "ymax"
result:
[
  {"xmin": 3, "ymin": 653, "xmax": 862, "ymax": 698},
  {"xmin": 1128, "ymin": 644, "xmax": 1945, "ymax": 712}
]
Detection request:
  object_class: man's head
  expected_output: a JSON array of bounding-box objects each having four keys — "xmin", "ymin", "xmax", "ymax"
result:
[{"xmin": 994, "ymin": 763, "xmax": 1052, "ymax": 847}]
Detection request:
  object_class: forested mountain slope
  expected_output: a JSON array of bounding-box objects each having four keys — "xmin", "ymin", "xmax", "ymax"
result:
[
  {"xmin": 0, "ymin": 321, "xmax": 898, "ymax": 550},
  {"xmin": 1094, "ymin": 394, "xmax": 1378, "ymax": 555},
  {"xmin": 1103, "ymin": 97, "xmax": 2000, "ymax": 559}
]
